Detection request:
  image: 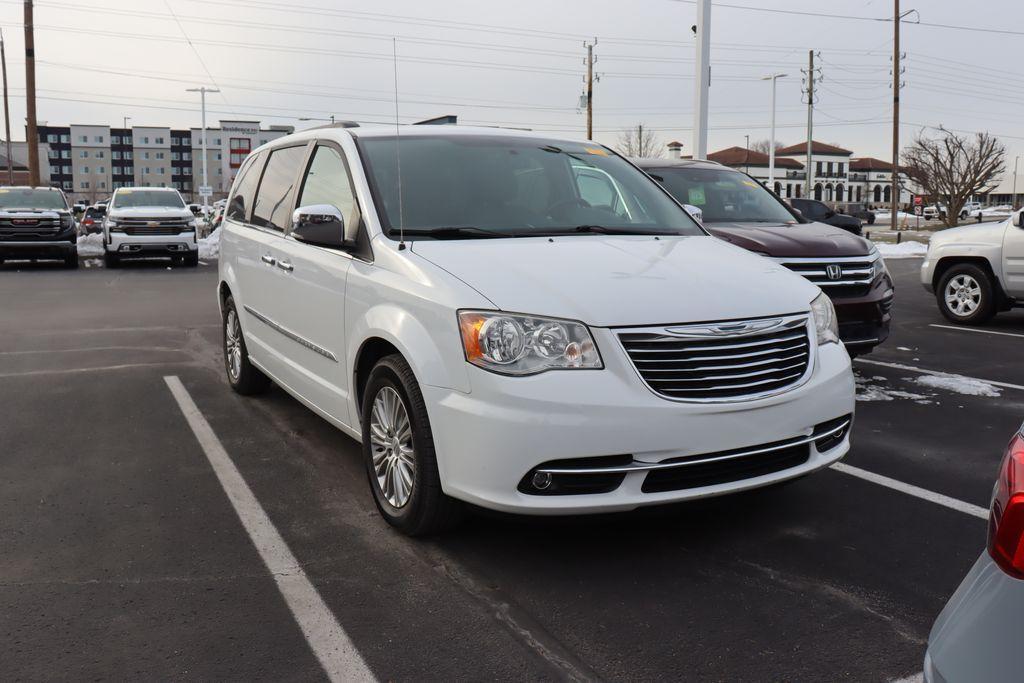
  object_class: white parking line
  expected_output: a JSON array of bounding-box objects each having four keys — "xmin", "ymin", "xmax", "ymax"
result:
[
  {"xmin": 856, "ymin": 358, "xmax": 1024, "ymax": 392},
  {"xmin": 929, "ymin": 323, "xmax": 1024, "ymax": 339},
  {"xmin": 831, "ymin": 462, "xmax": 989, "ymax": 520},
  {"xmin": 164, "ymin": 376, "xmax": 375, "ymax": 683}
]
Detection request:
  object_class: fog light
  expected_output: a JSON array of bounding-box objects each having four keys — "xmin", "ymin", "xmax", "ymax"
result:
[{"xmin": 532, "ymin": 471, "xmax": 552, "ymax": 490}]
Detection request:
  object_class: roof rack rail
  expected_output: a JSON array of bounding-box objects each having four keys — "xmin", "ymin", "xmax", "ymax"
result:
[{"xmin": 308, "ymin": 121, "xmax": 360, "ymax": 130}]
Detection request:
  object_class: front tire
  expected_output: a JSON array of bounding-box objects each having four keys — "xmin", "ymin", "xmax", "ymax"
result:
[
  {"xmin": 223, "ymin": 294, "xmax": 271, "ymax": 395},
  {"xmin": 361, "ymin": 354, "xmax": 462, "ymax": 536},
  {"xmin": 103, "ymin": 251, "xmax": 120, "ymax": 269},
  {"xmin": 183, "ymin": 251, "xmax": 199, "ymax": 267},
  {"xmin": 937, "ymin": 264, "xmax": 996, "ymax": 325},
  {"xmin": 63, "ymin": 249, "xmax": 78, "ymax": 269}
]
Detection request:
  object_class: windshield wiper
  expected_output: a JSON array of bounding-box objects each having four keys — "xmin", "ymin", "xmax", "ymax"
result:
[
  {"xmin": 387, "ymin": 226, "xmax": 509, "ymax": 239},
  {"xmin": 538, "ymin": 225, "xmax": 676, "ymax": 236}
]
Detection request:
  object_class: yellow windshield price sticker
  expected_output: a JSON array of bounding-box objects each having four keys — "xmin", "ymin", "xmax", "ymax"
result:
[
  {"xmin": 742, "ymin": 180, "xmax": 758, "ymax": 188},
  {"xmin": 584, "ymin": 147, "xmax": 608, "ymax": 156},
  {"xmin": 0, "ymin": 189, "xmax": 8, "ymax": 193}
]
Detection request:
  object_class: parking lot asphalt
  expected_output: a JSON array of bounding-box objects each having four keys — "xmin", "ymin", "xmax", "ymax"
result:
[{"xmin": 2, "ymin": 255, "xmax": 1021, "ymax": 681}]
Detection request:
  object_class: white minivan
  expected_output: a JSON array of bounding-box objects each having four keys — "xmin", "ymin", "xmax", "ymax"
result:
[{"xmin": 218, "ymin": 125, "xmax": 855, "ymax": 535}]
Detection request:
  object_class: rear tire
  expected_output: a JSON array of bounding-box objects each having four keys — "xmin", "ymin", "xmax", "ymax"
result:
[
  {"xmin": 937, "ymin": 263, "xmax": 996, "ymax": 325},
  {"xmin": 361, "ymin": 354, "xmax": 463, "ymax": 536},
  {"xmin": 103, "ymin": 251, "xmax": 120, "ymax": 269},
  {"xmin": 223, "ymin": 295, "xmax": 271, "ymax": 395}
]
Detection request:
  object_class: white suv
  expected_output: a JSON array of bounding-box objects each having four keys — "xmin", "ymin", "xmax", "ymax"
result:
[
  {"xmin": 218, "ymin": 125, "xmax": 855, "ymax": 535},
  {"xmin": 103, "ymin": 187, "xmax": 199, "ymax": 267},
  {"xmin": 921, "ymin": 210, "xmax": 1024, "ymax": 323}
]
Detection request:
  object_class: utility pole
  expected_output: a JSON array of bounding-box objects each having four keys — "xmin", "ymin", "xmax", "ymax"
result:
[
  {"xmin": 693, "ymin": 0, "xmax": 711, "ymax": 159},
  {"xmin": 763, "ymin": 73, "xmax": 787, "ymax": 192},
  {"xmin": 1013, "ymin": 155, "xmax": 1019, "ymax": 210},
  {"xmin": 186, "ymin": 86, "xmax": 219, "ymax": 211},
  {"xmin": 123, "ymin": 116, "xmax": 130, "ymax": 130},
  {"xmin": 891, "ymin": 0, "xmax": 901, "ymax": 228},
  {"xmin": 801, "ymin": 51, "xmax": 819, "ymax": 199},
  {"xmin": 584, "ymin": 40, "xmax": 596, "ymax": 140},
  {"xmin": 0, "ymin": 28, "xmax": 13, "ymax": 185},
  {"xmin": 24, "ymin": 0, "xmax": 40, "ymax": 186}
]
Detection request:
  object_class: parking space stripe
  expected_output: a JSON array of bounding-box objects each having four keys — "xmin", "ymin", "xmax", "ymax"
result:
[
  {"xmin": 831, "ymin": 462, "xmax": 988, "ymax": 520},
  {"xmin": 929, "ymin": 323, "xmax": 1024, "ymax": 339},
  {"xmin": 855, "ymin": 358, "xmax": 1024, "ymax": 392},
  {"xmin": 164, "ymin": 376, "xmax": 375, "ymax": 683}
]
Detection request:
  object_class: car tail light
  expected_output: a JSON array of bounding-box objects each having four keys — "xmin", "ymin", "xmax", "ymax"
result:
[
  {"xmin": 987, "ymin": 430, "xmax": 1024, "ymax": 579},
  {"xmin": 83, "ymin": 218, "xmax": 94, "ymax": 226}
]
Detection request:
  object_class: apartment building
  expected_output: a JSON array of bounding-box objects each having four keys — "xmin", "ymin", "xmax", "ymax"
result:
[{"xmin": 30, "ymin": 119, "xmax": 294, "ymax": 204}]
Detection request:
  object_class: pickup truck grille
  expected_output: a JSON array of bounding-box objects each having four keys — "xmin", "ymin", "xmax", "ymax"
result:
[
  {"xmin": 117, "ymin": 217, "xmax": 192, "ymax": 236},
  {"xmin": 618, "ymin": 315, "xmax": 812, "ymax": 401},
  {"xmin": 774, "ymin": 256, "xmax": 877, "ymax": 297},
  {"xmin": 0, "ymin": 215, "xmax": 62, "ymax": 238}
]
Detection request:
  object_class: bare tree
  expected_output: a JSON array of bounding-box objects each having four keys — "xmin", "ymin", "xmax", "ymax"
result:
[
  {"xmin": 903, "ymin": 128, "xmax": 1006, "ymax": 227},
  {"xmin": 750, "ymin": 139, "xmax": 784, "ymax": 154},
  {"xmin": 616, "ymin": 124, "xmax": 663, "ymax": 158}
]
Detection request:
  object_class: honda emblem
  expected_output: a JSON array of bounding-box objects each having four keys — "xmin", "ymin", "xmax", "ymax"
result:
[{"xmin": 826, "ymin": 264, "xmax": 843, "ymax": 280}]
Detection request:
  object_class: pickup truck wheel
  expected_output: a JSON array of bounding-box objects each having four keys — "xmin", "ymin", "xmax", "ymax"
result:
[
  {"xmin": 937, "ymin": 264, "xmax": 996, "ymax": 325},
  {"xmin": 184, "ymin": 251, "xmax": 199, "ymax": 267},
  {"xmin": 63, "ymin": 249, "xmax": 78, "ymax": 269},
  {"xmin": 361, "ymin": 354, "xmax": 462, "ymax": 536},
  {"xmin": 222, "ymin": 295, "xmax": 271, "ymax": 395},
  {"xmin": 103, "ymin": 251, "xmax": 120, "ymax": 269}
]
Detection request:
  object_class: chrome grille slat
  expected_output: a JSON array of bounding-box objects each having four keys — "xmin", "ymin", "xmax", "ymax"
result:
[
  {"xmin": 775, "ymin": 256, "xmax": 878, "ymax": 289},
  {"xmin": 619, "ymin": 314, "xmax": 812, "ymax": 401}
]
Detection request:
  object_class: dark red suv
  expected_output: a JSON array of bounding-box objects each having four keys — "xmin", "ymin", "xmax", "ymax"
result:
[{"xmin": 636, "ymin": 159, "xmax": 893, "ymax": 355}]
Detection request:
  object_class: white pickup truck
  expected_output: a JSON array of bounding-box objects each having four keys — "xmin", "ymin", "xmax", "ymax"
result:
[
  {"xmin": 921, "ymin": 210, "xmax": 1024, "ymax": 323},
  {"xmin": 922, "ymin": 202, "xmax": 982, "ymax": 221}
]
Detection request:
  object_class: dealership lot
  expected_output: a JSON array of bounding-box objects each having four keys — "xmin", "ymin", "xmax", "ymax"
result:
[{"xmin": 2, "ymin": 257, "xmax": 1022, "ymax": 681}]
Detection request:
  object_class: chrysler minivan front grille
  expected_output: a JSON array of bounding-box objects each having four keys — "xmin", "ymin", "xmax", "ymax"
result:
[{"xmin": 618, "ymin": 315, "xmax": 812, "ymax": 401}]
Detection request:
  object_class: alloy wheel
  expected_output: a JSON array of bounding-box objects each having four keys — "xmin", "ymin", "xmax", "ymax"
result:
[
  {"xmin": 225, "ymin": 309, "xmax": 242, "ymax": 381},
  {"xmin": 369, "ymin": 386, "xmax": 416, "ymax": 508},
  {"xmin": 944, "ymin": 274, "xmax": 982, "ymax": 317}
]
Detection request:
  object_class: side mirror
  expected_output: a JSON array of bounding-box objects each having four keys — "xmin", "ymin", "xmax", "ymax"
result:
[
  {"xmin": 1015, "ymin": 211, "xmax": 1024, "ymax": 228},
  {"xmin": 291, "ymin": 204, "xmax": 353, "ymax": 249},
  {"xmin": 791, "ymin": 208, "xmax": 803, "ymax": 218},
  {"xmin": 682, "ymin": 204, "xmax": 704, "ymax": 223}
]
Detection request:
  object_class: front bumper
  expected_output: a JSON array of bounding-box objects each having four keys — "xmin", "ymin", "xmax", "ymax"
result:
[
  {"xmin": 0, "ymin": 237, "xmax": 77, "ymax": 260},
  {"xmin": 925, "ymin": 553, "xmax": 1024, "ymax": 683},
  {"xmin": 422, "ymin": 330, "xmax": 855, "ymax": 514},
  {"xmin": 106, "ymin": 230, "xmax": 197, "ymax": 256},
  {"xmin": 831, "ymin": 274, "xmax": 894, "ymax": 351}
]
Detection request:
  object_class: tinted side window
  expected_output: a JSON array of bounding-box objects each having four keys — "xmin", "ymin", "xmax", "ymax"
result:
[
  {"xmin": 297, "ymin": 145, "xmax": 357, "ymax": 228},
  {"xmin": 252, "ymin": 145, "xmax": 308, "ymax": 232},
  {"xmin": 227, "ymin": 151, "xmax": 265, "ymax": 222}
]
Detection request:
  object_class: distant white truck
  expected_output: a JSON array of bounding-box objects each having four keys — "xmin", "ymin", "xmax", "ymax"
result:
[
  {"xmin": 102, "ymin": 187, "xmax": 199, "ymax": 268},
  {"xmin": 923, "ymin": 202, "xmax": 982, "ymax": 221}
]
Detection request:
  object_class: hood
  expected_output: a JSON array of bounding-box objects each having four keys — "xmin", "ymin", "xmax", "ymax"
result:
[
  {"xmin": 929, "ymin": 219, "xmax": 1009, "ymax": 249},
  {"xmin": 0, "ymin": 208, "xmax": 65, "ymax": 217},
  {"xmin": 411, "ymin": 235, "xmax": 820, "ymax": 328},
  {"xmin": 704, "ymin": 220, "xmax": 872, "ymax": 257},
  {"xmin": 108, "ymin": 206, "xmax": 192, "ymax": 218}
]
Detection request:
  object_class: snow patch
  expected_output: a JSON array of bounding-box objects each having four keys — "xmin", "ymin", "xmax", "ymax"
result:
[
  {"xmin": 199, "ymin": 228, "xmax": 221, "ymax": 260},
  {"xmin": 77, "ymin": 232, "xmax": 105, "ymax": 257},
  {"xmin": 915, "ymin": 374, "xmax": 1001, "ymax": 398},
  {"xmin": 876, "ymin": 241, "xmax": 928, "ymax": 258},
  {"xmin": 855, "ymin": 375, "xmax": 935, "ymax": 404}
]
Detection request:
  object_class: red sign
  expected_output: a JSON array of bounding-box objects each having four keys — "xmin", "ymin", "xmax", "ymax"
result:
[{"xmin": 913, "ymin": 196, "xmax": 923, "ymax": 206}]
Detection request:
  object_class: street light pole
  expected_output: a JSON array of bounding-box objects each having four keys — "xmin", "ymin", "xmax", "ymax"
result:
[
  {"xmin": 762, "ymin": 73, "xmax": 787, "ymax": 192},
  {"xmin": 1013, "ymin": 155, "xmax": 1019, "ymax": 210},
  {"xmin": 186, "ymin": 86, "xmax": 219, "ymax": 210},
  {"xmin": 692, "ymin": 0, "xmax": 711, "ymax": 159}
]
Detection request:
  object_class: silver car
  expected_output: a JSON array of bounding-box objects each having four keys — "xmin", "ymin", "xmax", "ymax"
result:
[{"xmin": 924, "ymin": 425, "xmax": 1024, "ymax": 682}]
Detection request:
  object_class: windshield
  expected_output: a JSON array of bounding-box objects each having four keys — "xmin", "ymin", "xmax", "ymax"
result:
[
  {"xmin": 112, "ymin": 189, "xmax": 185, "ymax": 209},
  {"xmin": 651, "ymin": 167, "xmax": 797, "ymax": 224},
  {"xmin": 357, "ymin": 134, "xmax": 703, "ymax": 238},
  {"xmin": 0, "ymin": 188, "xmax": 67, "ymax": 210}
]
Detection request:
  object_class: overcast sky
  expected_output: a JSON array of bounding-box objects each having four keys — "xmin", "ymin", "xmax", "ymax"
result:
[{"xmin": 0, "ymin": 0, "xmax": 1021, "ymax": 165}]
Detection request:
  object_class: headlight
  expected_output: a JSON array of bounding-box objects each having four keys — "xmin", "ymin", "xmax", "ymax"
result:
[
  {"xmin": 868, "ymin": 246, "xmax": 888, "ymax": 281},
  {"xmin": 188, "ymin": 218, "xmax": 199, "ymax": 229},
  {"xmin": 458, "ymin": 311, "xmax": 603, "ymax": 375},
  {"xmin": 104, "ymin": 218, "xmax": 119, "ymax": 230},
  {"xmin": 810, "ymin": 292, "xmax": 839, "ymax": 345}
]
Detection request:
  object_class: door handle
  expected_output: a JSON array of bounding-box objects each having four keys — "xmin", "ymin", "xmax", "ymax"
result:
[
  {"xmin": 276, "ymin": 260, "xmax": 294, "ymax": 273},
  {"xmin": 260, "ymin": 254, "xmax": 276, "ymax": 266}
]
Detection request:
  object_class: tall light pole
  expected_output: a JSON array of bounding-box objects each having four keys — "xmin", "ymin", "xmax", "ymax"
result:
[
  {"xmin": 24, "ymin": 0, "xmax": 39, "ymax": 186},
  {"xmin": 186, "ymin": 86, "xmax": 219, "ymax": 210},
  {"xmin": 692, "ymin": 0, "xmax": 711, "ymax": 159},
  {"xmin": 762, "ymin": 73, "xmax": 787, "ymax": 192},
  {"xmin": 0, "ymin": 27, "xmax": 13, "ymax": 185}
]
